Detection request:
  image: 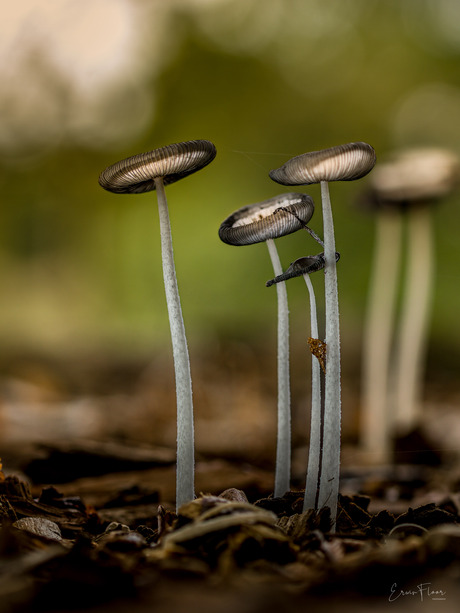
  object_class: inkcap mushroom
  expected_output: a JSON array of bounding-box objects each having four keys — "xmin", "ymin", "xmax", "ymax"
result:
[
  {"xmin": 219, "ymin": 193, "xmax": 315, "ymax": 497},
  {"xmin": 360, "ymin": 146, "xmax": 460, "ymax": 464},
  {"xmin": 99, "ymin": 139, "xmax": 217, "ymax": 510},
  {"xmin": 267, "ymin": 252, "xmax": 339, "ymax": 512},
  {"xmin": 269, "ymin": 142, "xmax": 376, "ymax": 527}
]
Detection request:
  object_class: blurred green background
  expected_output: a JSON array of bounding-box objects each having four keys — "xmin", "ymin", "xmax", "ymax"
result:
[{"xmin": 1, "ymin": 0, "xmax": 460, "ymax": 400}]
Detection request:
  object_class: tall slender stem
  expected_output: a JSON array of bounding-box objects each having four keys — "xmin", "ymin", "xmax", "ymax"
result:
[
  {"xmin": 266, "ymin": 238, "xmax": 291, "ymax": 497},
  {"xmin": 303, "ymin": 273, "xmax": 321, "ymax": 511},
  {"xmin": 317, "ymin": 181, "xmax": 341, "ymax": 528},
  {"xmin": 155, "ymin": 177, "xmax": 194, "ymax": 510},
  {"xmin": 361, "ymin": 209, "xmax": 403, "ymax": 463},
  {"xmin": 393, "ymin": 205, "xmax": 433, "ymax": 432}
]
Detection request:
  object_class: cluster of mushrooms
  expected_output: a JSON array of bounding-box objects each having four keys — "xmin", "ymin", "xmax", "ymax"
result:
[{"xmin": 99, "ymin": 139, "xmax": 377, "ymax": 529}]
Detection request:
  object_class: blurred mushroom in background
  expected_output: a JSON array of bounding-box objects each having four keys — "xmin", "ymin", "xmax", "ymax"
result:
[{"xmin": 360, "ymin": 147, "xmax": 460, "ymax": 465}]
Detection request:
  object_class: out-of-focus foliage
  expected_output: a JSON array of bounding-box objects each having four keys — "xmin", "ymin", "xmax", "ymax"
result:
[{"xmin": 1, "ymin": 0, "xmax": 460, "ymax": 372}]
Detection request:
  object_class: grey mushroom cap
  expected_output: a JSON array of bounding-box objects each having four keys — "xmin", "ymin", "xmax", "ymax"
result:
[
  {"xmin": 269, "ymin": 142, "xmax": 376, "ymax": 186},
  {"xmin": 266, "ymin": 252, "xmax": 340, "ymax": 287},
  {"xmin": 219, "ymin": 193, "xmax": 315, "ymax": 246},
  {"xmin": 366, "ymin": 147, "xmax": 460, "ymax": 207},
  {"xmin": 98, "ymin": 140, "xmax": 217, "ymax": 194}
]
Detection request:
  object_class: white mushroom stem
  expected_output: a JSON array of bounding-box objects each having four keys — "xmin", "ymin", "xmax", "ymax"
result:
[
  {"xmin": 266, "ymin": 238, "xmax": 291, "ymax": 497},
  {"xmin": 393, "ymin": 205, "xmax": 433, "ymax": 433},
  {"xmin": 361, "ymin": 209, "xmax": 403, "ymax": 463},
  {"xmin": 154, "ymin": 177, "xmax": 194, "ymax": 510},
  {"xmin": 317, "ymin": 181, "xmax": 341, "ymax": 528},
  {"xmin": 303, "ymin": 272, "xmax": 321, "ymax": 511}
]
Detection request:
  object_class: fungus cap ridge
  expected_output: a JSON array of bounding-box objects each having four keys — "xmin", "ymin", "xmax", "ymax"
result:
[
  {"xmin": 270, "ymin": 142, "xmax": 376, "ymax": 186},
  {"xmin": 99, "ymin": 140, "xmax": 217, "ymax": 194},
  {"xmin": 218, "ymin": 193, "xmax": 315, "ymax": 246}
]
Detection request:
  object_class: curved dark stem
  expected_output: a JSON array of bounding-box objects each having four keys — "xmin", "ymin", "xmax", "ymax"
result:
[{"xmin": 278, "ymin": 207, "xmax": 325, "ymax": 247}]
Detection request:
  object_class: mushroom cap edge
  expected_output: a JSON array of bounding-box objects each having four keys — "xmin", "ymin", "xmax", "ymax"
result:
[
  {"xmin": 219, "ymin": 192, "xmax": 315, "ymax": 246},
  {"xmin": 98, "ymin": 139, "xmax": 217, "ymax": 194},
  {"xmin": 269, "ymin": 141, "xmax": 376, "ymax": 186}
]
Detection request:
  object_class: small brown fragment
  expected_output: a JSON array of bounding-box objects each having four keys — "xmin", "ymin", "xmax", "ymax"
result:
[
  {"xmin": 308, "ymin": 338, "xmax": 327, "ymax": 373},
  {"xmin": 219, "ymin": 488, "xmax": 249, "ymax": 503}
]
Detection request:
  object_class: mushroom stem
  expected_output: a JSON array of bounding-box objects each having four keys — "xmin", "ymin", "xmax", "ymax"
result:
[
  {"xmin": 361, "ymin": 209, "xmax": 403, "ymax": 463},
  {"xmin": 266, "ymin": 238, "xmax": 291, "ymax": 497},
  {"xmin": 154, "ymin": 176, "xmax": 194, "ymax": 510},
  {"xmin": 317, "ymin": 180, "xmax": 341, "ymax": 528},
  {"xmin": 393, "ymin": 205, "xmax": 433, "ymax": 433},
  {"xmin": 303, "ymin": 272, "xmax": 321, "ymax": 511}
]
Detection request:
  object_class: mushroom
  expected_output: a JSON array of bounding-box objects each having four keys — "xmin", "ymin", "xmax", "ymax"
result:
[
  {"xmin": 99, "ymin": 139, "xmax": 217, "ymax": 510},
  {"xmin": 267, "ymin": 252, "xmax": 340, "ymax": 512},
  {"xmin": 360, "ymin": 147, "xmax": 460, "ymax": 463},
  {"xmin": 269, "ymin": 142, "xmax": 376, "ymax": 526},
  {"xmin": 219, "ymin": 193, "xmax": 315, "ymax": 497}
]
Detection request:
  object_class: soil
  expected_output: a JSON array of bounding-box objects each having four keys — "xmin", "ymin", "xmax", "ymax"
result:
[
  {"xmin": 1, "ymin": 352, "xmax": 460, "ymax": 612},
  {"xmin": 1, "ymin": 441, "xmax": 460, "ymax": 613}
]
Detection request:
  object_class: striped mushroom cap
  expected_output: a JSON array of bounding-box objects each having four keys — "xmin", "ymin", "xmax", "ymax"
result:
[
  {"xmin": 219, "ymin": 193, "xmax": 314, "ymax": 246},
  {"xmin": 269, "ymin": 142, "xmax": 376, "ymax": 186},
  {"xmin": 266, "ymin": 252, "xmax": 340, "ymax": 287},
  {"xmin": 98, "ymin": 140, "xmax": 217, "ymax": 194}
]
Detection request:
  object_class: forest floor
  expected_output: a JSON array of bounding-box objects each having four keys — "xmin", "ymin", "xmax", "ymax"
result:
[
  {"xmin": 1, "ymin": 351, "xmax": 460, "ymax": 612},
  {"xmin": 1, "ymin": 439, "xmax": 460, "ymax": 613}
]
